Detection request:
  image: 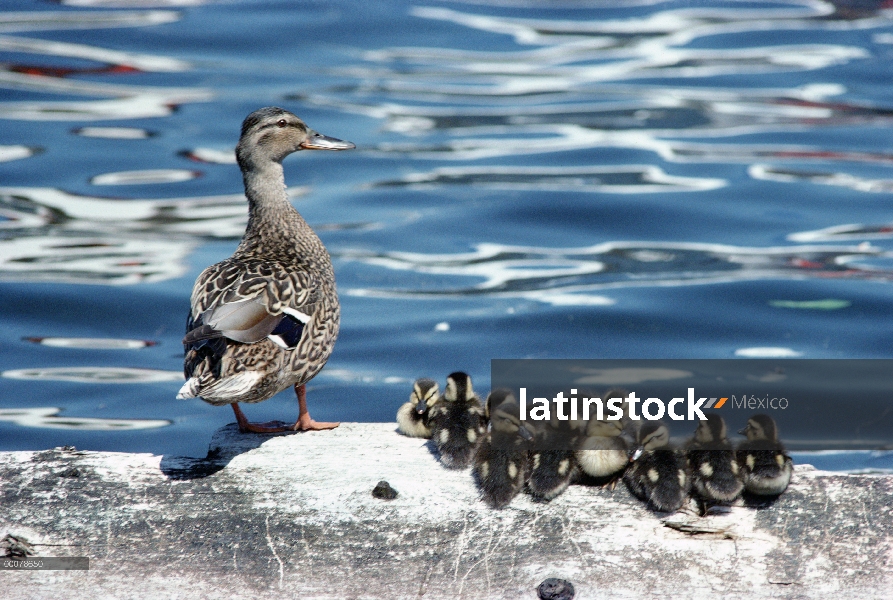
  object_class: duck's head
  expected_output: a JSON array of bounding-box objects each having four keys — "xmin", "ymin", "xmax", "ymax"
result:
[
  {"xmin": 630, "ymin": 422, "xmax": 670, "ymax": 460},
  {"xmin": 694, "ymin": 413, "xmax": 728, "ymax": 444},
  {"xmin": 487, "ymin": 390, "xmax": 535, "ymax": 441},
  {"xmin": 410, "ymin": 378, "xmax": 439, "ymax": 416},
  {"xmin": 739, "ymin": 414, "xmax": 778, "ymax": 442},
  {"xmin": 444, "ymin": 371, "xmax": 474, "ymax": 402},
  {"xmin": 585, "ymin": 417, "xmax": 625, "ymax": 439},
  {"xmin": 486, "ymin": 388, "xmax": 513, "ymax": 420},
  {"xmin": 236, "ymin": 107, "xmax": 354, "ymax": 169}
]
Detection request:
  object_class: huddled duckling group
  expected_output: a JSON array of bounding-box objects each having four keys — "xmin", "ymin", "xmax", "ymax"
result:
[{"xmin": 397, "ymin": 380, "xmax": 793, "ymax": 512}]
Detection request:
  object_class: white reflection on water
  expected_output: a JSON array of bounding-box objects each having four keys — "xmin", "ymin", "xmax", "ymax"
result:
[
  {"xmin": 734, "ymin": 347, "xmax": 803, "ymax": 358},
  {"xmin": 790, "ymin": 223, "xmax": 893, "ymax": 243},
  {"xmin": 0, "ymin": 184, "xmax": 365, "ymax": 284},
  {"xmin": 0, "ymin": 28, "xmax": 188, "ymax": 71},
  {"xmin": 0, "ymin": 9, "xmax": 211, "ymax": 121},
  {"xmin": 90, "ymin": 169, "xmax": 202, "ymax": 186},
  {"xmin": 0, "ymin": 186, "xmax": 295, "ymax": 284},
  {"xmin": 61, "ymin": 1, "xmax": 207, "ymax": 7},
  {"xmin": 0, "ymin": 235, "xmax": 191, "ymax": 284},
  {"xmin": 409, "ymin": 4, "xmax": 873, "ymax": 51},
  {"xmin": 73, "ymin": 127, "xmax": 154, "ymax": 139},
  {"xmin": 340, "ymin": 241, "xmax": 888, "ymax": 305},
  {"xmin": 0, "ymin": 186, "xmax": 284, "ymax": 233},
  {"xmin": 0, "ymin": 9, "xmax": 179, "ymax": 34},
  {"xmin": 372, "ymin": 165, "xmax": 724, "ymax": 193},
  {"xmin": 0, "ymin": 145, "xmax": 40, "ymax": 162},
  {"xmin": 751, "ymin": 164, "xmax": 893, "ymax": 193},
  {"xmin": 299, "ymin": 2, "xmax": 893, "ymax": 189},
  {"xmin": 0, "ymin": 185, "xmax": 254, "ymax": 284},
  {"xmin": 23, "ymin": 337, "xmax": 156, "ymax": 349},
  {"xmin": 2, "ymin": 366, "xmax": 183, "ymax": 383},
  {"xmin": 181, "ymin": 148, "xmax": 237, "ymax": 164},
  {"xmin": 0, "ymin": 407, "xmax": 169, "ymax": 430},
  {"xmin": 568, "ymin": 366, "xmax": 691, "ymax": 386}
]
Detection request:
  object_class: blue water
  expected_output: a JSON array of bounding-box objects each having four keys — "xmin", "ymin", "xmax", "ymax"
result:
[{"xmin": 1, "ymin": 0, "xmax": 892, "ymax": 470}]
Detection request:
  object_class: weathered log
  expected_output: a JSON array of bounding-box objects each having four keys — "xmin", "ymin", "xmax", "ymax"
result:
[{"xmin": 0, "ymin": 423, "xmax": 890, "ymax": 599}]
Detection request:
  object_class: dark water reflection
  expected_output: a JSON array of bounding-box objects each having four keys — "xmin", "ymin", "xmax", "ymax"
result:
[{"xmin": 0, "ymin": 0, "xmax": 892, "ymax": 470}]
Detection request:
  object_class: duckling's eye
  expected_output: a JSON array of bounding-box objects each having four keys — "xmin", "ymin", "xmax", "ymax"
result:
[{"xmin": 277, "ymin": 119, "xmax": 287, "ymax": 128}]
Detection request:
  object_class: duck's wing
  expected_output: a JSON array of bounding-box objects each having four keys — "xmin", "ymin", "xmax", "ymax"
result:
[{"xmin": 184, "ymin": 259, "xmax": 319, "ymax": 347}]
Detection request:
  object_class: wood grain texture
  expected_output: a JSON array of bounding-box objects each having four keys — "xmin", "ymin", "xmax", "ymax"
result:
[{"xmin": 1, "ymin": 423, "xmax": 891, "ymax": 599}]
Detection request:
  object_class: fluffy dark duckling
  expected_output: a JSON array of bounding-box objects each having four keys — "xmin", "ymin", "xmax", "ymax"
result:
[
  {"xmin": 473, "ymin": 389, "xmax": 534, "ymax": 508},
  {"xmin": 396, "ymin": 378, "xmax": 440, "ymax": 438},
  {"xmin": 527, "ymin": 413, "xmax": 582, "ymax": 501},
  {"xmin": 576, "ymin": 388, "xmax": 632, "ymax": 488},
  {"xmin": 576, "ymin": 417, "xmax": 629, "ymax": 485},
  {"xmin": 736, "ymin": 414, "xmax": 793, "ymax": 496},
  {"xmin": 686, "ymin": 414, "xmax": 744, "ymax": 507},
  {"xmin": 624, "ymin": 422, "xmax": 689, "ymax": 512},
  {"xmin": 428, "ymin": 372, "xmax": 487, "ymax": 469}
]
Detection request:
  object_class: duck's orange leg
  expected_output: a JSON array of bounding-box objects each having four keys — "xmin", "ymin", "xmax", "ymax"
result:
[
  {"xmin": 231, "ymin": 403, "xmax": 291, "ymax": 434},
  {"xmin": 291, "ymin": 383, "xmax": 339, "ymax": 431}
]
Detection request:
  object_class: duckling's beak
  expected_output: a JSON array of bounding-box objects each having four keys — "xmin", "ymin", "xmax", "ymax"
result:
[
  {"xmin": 518, "ymin": 424, "xmax": 534, "ymax": 442},
  {"xmin": 415, "ymin": 402, "xmax": 427, "ymax": 416},
  {"xmin": 630, "ymin": 446, "xmax": 644, "ymax": 462},
  {"xmin": 300, "ymin": 130, "xmax": 355, "ymax": 151},
  {"xmin": 737, "ymin": 426, "xmax": 747, "ymax": 436}
]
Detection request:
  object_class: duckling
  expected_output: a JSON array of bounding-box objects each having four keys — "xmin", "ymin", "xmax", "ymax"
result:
[
  {"xmin": 178, "ymin": 107, "xmax": 354, "ymax": 433},
  {"xmin": 736, "ymin": 414, "xmax": 793, "ymax": 496},
  {"xmin": 428, "ymin": 372, "xmax": 487, "ymax": 468},
  {"xmin": 484, "ymin": 385, "xmax": 504, "ymax": 422},
  {"xmin": 472, "ymin": 389, "xmax": 534, "ymax": 508},
  {"xmin": 528, "ymin": 413, "xmax": 582, "ymax": 501},
  {"xmin": 576, "ymin": 417, "xmax": 629, "ymax": 485},
  {"xmin": 396, "ymin": 378, "xmax": 440, "ymax": 438},
  {"xmin": 686, "ymin": 414, "xmax": 743, "ymax": 506},
  {"xmin": 624, "ymin": 422, "xmax": 689, "ymax": 512}
]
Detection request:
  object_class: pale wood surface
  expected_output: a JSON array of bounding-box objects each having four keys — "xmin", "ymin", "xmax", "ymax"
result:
[{"xmin": 1, "ymin": 423, "xmax": 891, "ymax": 599}]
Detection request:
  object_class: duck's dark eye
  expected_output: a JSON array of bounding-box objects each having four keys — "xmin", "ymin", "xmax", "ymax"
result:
[{"xmin": 277, "ymin": 119, "xmax": 288, "ymax": 128}]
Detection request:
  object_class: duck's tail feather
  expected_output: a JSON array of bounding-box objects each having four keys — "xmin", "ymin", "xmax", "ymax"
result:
[{"xmin": 177, "ymin": 377, "xmax": 201, "ymax": 399}]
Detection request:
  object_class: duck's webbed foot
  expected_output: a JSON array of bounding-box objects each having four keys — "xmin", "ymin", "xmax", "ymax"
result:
[{"xmin": 290, "ymin": 384, "xmax": 340, "ymax": 432}]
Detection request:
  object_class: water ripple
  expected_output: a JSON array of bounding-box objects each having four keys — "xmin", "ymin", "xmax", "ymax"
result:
[
  {"xmin": 371, "ymin": 165, "xmax": 724, "ymax": 193},
  {"xmin": 340, "ymin": 240, "xmax": 886, "ymax": 305},
  {"xmin": 298, "ymin": 1, "xmax": 893, "ymax": 199},
  {"xmin": 751, "ymin": 164, "xmax": 893, "ymax": 193},
  {"xmin": 90, "ymin": 169, "xmax": 202, "ymax": 186},
  {"xmin": 2, "ymin": 366, "xmax": 183, "ymax": 383},
  {"xmin": 0, "ymin": 9, "xmax": 180, "ymax": 34},
  {"xmin": 0, "ymin": 407, "xmax": 169, "ymax": 430},
  {"xmin": 0, "ymin": 9, "xmax": 211, "ymax": 120},
  {"xmin": 0, "ymin": 186, "xmax": 261, "ymax": 283},
  {"xmin": 22, "ymin": 337, "xmax": 156, "ymax": 349}
]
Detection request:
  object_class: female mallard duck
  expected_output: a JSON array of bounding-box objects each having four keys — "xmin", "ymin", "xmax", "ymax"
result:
[
  {"xmin": 177, "ymin": 107, "xmax": 354, "ymax": 433},
  {"xmin": 624, "ymin": 422, "xmax": 689, "ymax": 512},
  {"xmin": 473, "ymin": 389, "xmax": 534, "ymax": 508},
  {"xmin": 428, "ymin": 372, "xmax": 487, "ymax": 468},
  {"xmin": 396, "ymin": 378, "xmax": 440, "ymax": 438},
  {"xmin": 686, "ymin": 415, "xmax": 743, "ymax": 506},
  {"xmin": 736, "ymin": 414, "xmax": 793, "ymax": 496}
]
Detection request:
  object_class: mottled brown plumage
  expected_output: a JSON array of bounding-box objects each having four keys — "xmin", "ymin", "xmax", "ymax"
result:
[{"xmin": 178, "ymin": 107, "xmax": 354, "ymax": 433}]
